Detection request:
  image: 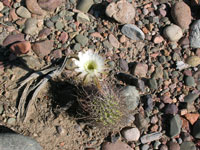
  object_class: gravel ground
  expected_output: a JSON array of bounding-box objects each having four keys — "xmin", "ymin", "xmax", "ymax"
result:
[{"xmin": 0, "ymin": 0, "xmax": 200, "ymax": 150}]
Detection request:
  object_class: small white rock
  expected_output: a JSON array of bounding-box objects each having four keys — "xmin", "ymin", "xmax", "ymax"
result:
[
  {"xmin": 163, "ymin": 24, "xmax": 183, "ymax": 42},
  {"xmin": 0, "ymin": 2, "xmax": 4, "ymax": 12},
  {"xmin": 122, "ymin": 127, "xmax": 140, "ymax": 141}
]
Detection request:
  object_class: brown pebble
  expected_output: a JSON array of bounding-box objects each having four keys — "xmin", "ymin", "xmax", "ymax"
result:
[
  {"xmin": 3, "ymin": 34, "xmax": 25, "ymax": 47},
  {"xmin": 9, "ymin": 9, "xmax": 19, "ymax": 21},
  {"xmin": 120, "ymin": 35, "xmax": 126, "ymax": 43},
  {"xmin": 59, "ymin": 32, "xmax": 68, "ymax": 44},
  {"xmin": 51, "ymin": 49, "xmax": 62, "ymax": 59},
  {"xmin": 153, "ymin": 35, "xmax": 164, "ymax": 44},
  {"xmin": 26, "ymin": 0, "xmax": 46, "ymax": 15},
  {"xmin": 10, "ymin": 41, "xmax": 31, "ymax": 55},
  {"xmin": 168, "ymin": 141, "xmax": 180, "ymax": 150},
  {"xmin": 184, "ymin": 113, "xmax": 199, "ymax": 125},
  {"xmin": 132, "ymin": 63, "xmax": 148, "ymax": 77},
  {"xmin": 32, "ymin": 40, "xmax": 54, "ymax": 58},
  {"xmin": 108, "ymin": 34, "xmax": 120, "ymax": 48},
  {"xmin": 38, "ymin": 0, "xmax": 63, "ymax": 12},
  {"xmin": 105, "ymin": 0, "xmax": 135, "ymax": 24},
  {"xmin": 171, "ymin": 1, "xmax": 192, "ymax": 29},
  {"xmin": 38, "ymin": 28, "xmax": 51, "ymax": 39}
]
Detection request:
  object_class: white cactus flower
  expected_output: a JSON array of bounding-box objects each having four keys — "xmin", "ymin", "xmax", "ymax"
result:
[{"xmin": 73, "ymin": 49, "xmax": 106, "ymax": 83}]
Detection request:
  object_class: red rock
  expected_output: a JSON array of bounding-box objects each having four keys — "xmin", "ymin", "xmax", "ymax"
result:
[
  {"xmin": 51, "ymin": 49, "xmax": 62, "ymax": 59},
  {"xmin": 153, "ymin": 35, "xmax": 164, "ymax": 44},
  {"xmin": 10, "ymin": 41, "xmax": 31, "ymax": 55},
  {"xmin": 184, "ymin": 113, "xmax": 199, "ymax": 125},
  {"xmin": 26, "ymin": 0, "xmax": 46, "ymax": 15},
  {"xmin": 9, "ymin": 9, "xmax": 19, "ymax": 21},
  {"xmin": 183, "ymin": 70, "xmax": 192, "ymax": 76},
  {"xmin": 59, "ymin": 32, "xmax": 68, "ymax": 44},
  {"xmin": 3, "ymin": 34, "xmax": 25, "ymax": 47},
  {"xmin": 2, "ymin": 0, "xmax": 11, "ymax": 7},
  {"xmin": 159, "ymin": 8, "xmax": 167, "ymax": 17},
  {"xmin": 161, "ymin": 95, "xmax": 173, "ymax": 104},
  {"xmin": 108, "ymin": 34, "xmax": 120, "ymax": 48},
  {"xmin": 32, "ymin": 40, "xmax": 54, "ymax": 58},
  {"xmin": 179, "ymin": 37, "xmax": 189, "ymax": 46},
  {"xmin": 120, "ymin": 35, "xmax": 127, "ymax": 43},
  {"xmin": 132, "ymin": 63, "xmax": 148, "ymax": 77},
  {"xmin": 38, "ymin": 0, "xmax": 63, "ymax": 12},
  {"xmin": 38, "ymin": 28, "xmax": 51, "ymax": 38},
  {"xmin": 171, "ymin": 2, "xmax": 192, "ymax": 29},
  {"xmin": 106, "ymin": 0, "xmax": 135, "ymax": 24},
  {"xmin": 102, "ymin": 141, "xmax": 132, "ymax": 150},
  {"xmin": 90, "ymin": 32, "xmax": 103, "ymax": 41},
  {"xmin": 15, "ymin": 19, "xmax": 26, "ymax": 26},
  {"xmin": 181, "ymin": 117, "xmax": 190, "ymax": 131}
]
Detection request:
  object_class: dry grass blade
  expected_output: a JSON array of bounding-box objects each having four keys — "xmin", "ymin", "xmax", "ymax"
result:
[{"xmin": 17, "ymin": 56, "xmax": 68, "ymax": 122}]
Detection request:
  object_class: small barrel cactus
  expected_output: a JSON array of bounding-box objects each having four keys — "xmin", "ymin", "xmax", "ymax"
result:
[{"xmin": 78, "ymin": 82, "xmax": 127, "ymax": 129}]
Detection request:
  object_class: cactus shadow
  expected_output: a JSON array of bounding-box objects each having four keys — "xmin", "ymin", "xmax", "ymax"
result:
[{"xmin": 49, "ymin": 80, "xmax": 94, "ymax": 123}]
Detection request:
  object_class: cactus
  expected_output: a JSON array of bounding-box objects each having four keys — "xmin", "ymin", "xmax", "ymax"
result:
[{"xmin": 78, "ymin": 82, "xmax": 127, "ymax": 130}]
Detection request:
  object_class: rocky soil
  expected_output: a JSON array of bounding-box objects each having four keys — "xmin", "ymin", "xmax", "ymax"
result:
[{"xmin": 0, "ymin": 0, "xmax": 200, "ymax": 150}]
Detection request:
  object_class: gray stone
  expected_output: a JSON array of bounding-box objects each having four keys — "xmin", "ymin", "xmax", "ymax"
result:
[
  {"xmin": 0, "ymin": 133, "xmax": 42, "ymax": 150},
  {"xmin": 134, "ymin": 114, "xmax": 149, "ymax": 131},
  {"xmin": 190, "ymin": 20, "xmax": 200, "ymax": 48},
  {"xmin": 180, "ymin": 142, "xmax": 196, "ymax": 150},
  {"xmin": 73, "ymin": 43, "xmax": 81, "ymax": 51},
  {"xmin": 159, "ymin": 56, "xmax": 167, "ymax": 64},
  {"xmin": 119, "ymin": 59, "xmax": 129, "ymax": 72},
  {"xmin": 192, "ymin": 120, "xmax": 200, "ymax": 139},
  {"xmin": 163, "ymin": 24, "xmax": 183, "ymax": 42},
  {"xmin": 0, "ymin": 104, "xmax": 3, "ymax": 115},
  {"xmin": 16, "ymin": 6, "xmax": 31, "ymax": 18},
  {"xmin": 141, "ymin": 144, "xmax": 149, "ymax": 150},
  {"xmin": 121, "ymin": 127, "xmax": 140, "ymax": 141},
  {"xmin": 154, "ymin": 141, "xmax": 161, "ymax": 149},
  {"xmin": 168, "ymin": 141, "xmax": 180, "ymax": 150},
  {"xmin": 184, "ymin": 92, "xmax": 200, "ymax": 103},
  {"xmin": 103, "ymin": 40, "xmax": 113, "ymax": 49},
  {"xmin": 55, "ymin": 21, "xmax": 64, "ymax": 30},
  {"xmin": 77, "ymin": 12, "xmax": 90, "ymax": 23},
  {"xmin": 77, "ymin": 0, "xmax": 94, "ymax": 13},
  {"xmin": 121, "ymin": 24, "xmax": 145, "ymax": 41},
  {"xmin": 149, "ymin": 78, "xmax": 158, "ymax": 90},
  {"xmin": 75, "ymin": 34, "xmax": 88, "ymax": 47},
  {"xmin": 23, "ymin": 18, "xmax": 38, "ymax": 35},
  {"xmin": 160, "ymin": 145, "xmax": 168, "ymax": 150},
  {"xmin": 7, "ymin": 118, "xmax": 16, "ymax": 125},
  {"xmin": 140, "ymin": 132, "xmax": 162, "ymax": 144},
  {"xmin": 165, "ymin": 104, "xmax": 178, "ymax": 115},
  {"xmin": 121, "ymin": 86, "xmax": 140, "ymax": 111},
  {"xmin": 185, "ymin": 76, "xmax": 196, "ymax": 87},
  {"xmin": 169, "ymin": 114, "xmax": 182, "ymax": 138},
  {"xmin": 45, "ymin": 20, "xmax": 54, "ymax": 28}
]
